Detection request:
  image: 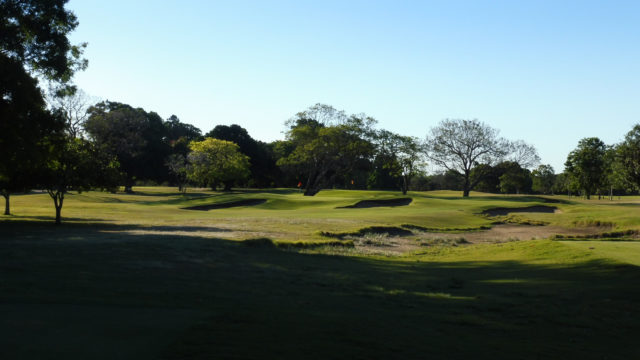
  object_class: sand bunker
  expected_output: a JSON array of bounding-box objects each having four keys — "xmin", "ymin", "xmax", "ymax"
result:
[
  {"xmin": 343, "ymin": 224, "xmax": 608, "ymax": 256},
  {"xmin": 182, "ymin": 199, "xmax": 266, "ymax": 211},
  {"xmin": 338, "ymin": 198, "xmax": 412, "ymax": 209},
  {"xmin": 482, "ymin": 205, "xmax": 557, "ymax": 217}
]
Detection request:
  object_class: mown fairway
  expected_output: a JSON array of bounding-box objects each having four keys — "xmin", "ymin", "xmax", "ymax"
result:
[{"xmin": 1, "ymin": 188, "xmax": 640, "ymax": 359}]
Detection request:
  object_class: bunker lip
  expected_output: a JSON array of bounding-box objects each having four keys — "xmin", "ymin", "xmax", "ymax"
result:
[
  {"xmin": 182, "ymin": 198, "xmax": 267, "ymax": 211},
  {"xmin": 338, "ymin": 198, "xmax": 412, "ymax": 209},
  {"xmin": 321, "ymin": 226, "xmax": 413, "ymax": 239},
  {"xmin": 482, "ymin": 205, "xmax": 557, "ymax": 217}
]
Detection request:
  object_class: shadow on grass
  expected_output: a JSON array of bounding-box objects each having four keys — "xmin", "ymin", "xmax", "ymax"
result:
[
  {"xmin": 415, "ymin": 193, "xmax": 576, "ymax": 204},
  {"xmin": 0, "ymin": 221, "xmax": 639, "ymax": 360}
]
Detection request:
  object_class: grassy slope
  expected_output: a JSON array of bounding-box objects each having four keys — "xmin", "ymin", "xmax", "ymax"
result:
[{"xmin": 1, "ymin": 188, "xmax": 640, "ymax": 359}]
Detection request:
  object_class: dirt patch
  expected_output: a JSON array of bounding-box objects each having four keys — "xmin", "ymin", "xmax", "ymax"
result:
[
  {"xmin": 338, "ymin": 198, "xmax": 412, "ymax": 209},
  {"xmin": 482, "ymin": 205, "xmax": 557, "ymax": 217},
  {"xmin": 419, "ymin": 224, "xmax": 604, "ymax": 244},
  {"xmin": 337, "ymin": 224, "xmax": 610, "ymax": 256},
  {"xmin": 182, "ymin": 199, "xmax": 267, "ymax": 211}
]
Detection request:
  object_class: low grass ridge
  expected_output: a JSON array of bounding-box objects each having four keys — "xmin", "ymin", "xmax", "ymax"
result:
[
  {"xmin": 337, "ymin": 197, "xmax": 413, "ymax": 208},
  {"xmin": 320, "ymin": 225, "xmax": 414, "ymax": 239}
]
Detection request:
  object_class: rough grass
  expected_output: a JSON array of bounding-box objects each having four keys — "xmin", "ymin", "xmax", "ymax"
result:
[{"xmin": 2, "ymin": 187, "xmax": 640, "ymax": 359}]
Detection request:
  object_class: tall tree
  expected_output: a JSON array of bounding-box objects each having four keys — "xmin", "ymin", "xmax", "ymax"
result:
[
  {"xmin": 564, "ymin": 137, "xmax": 608, "ymax": 200},
  {"xmin": 42, "ymin": 136, "xmax": 120, "ymax": 224},
  {"xmin": 47, "ymin": 88, "xmax": 96, "ymax": 138},
  {"xmin": 1, "ymin": 0, "xmax": 85, "ymax": 215},
  {"xmin": 498, "ymin": 162, "xmax": 532, "ymax": 194},
  {"xmin": 84, "ymin": 101, "xmax": 170, "ymax": 192},
  {"xmin": 425, "ymin": 119, "xmax": 510, "ymax": 197},
  {"xmin": 0, "ymin": 0, "xmax": 87, "ymax": 88},
  {"xmin": 165, "ymin": 115, "xmax": 202, "ymax": 148},
  {"xmin": 531, "ymin": 164, "xmax": 556, "ymax": 195},
  {"xmin": 372, "ymin": 130, "xmax": 424, "ymax": 195},
  {"xmin": 164, "ymin": 115, "xmax": 202, "ymax": 189},
  {"xmin": 206, "ymin": 124, "xmax": 278, "ymax": 187},
  {"xmin": 186, "ymin": 138, "xmax": 250, "ymax": 191},
  {"xmin": 508, "ymin": 140, "xmax": 541, "ymax": 169},
  {"xmin": 277, "ymin": 105, "xmax": 376, "ymax": 196},
  {"xmin": 617, "ymin": 124, "xmax": 640, "ymax": 192}
]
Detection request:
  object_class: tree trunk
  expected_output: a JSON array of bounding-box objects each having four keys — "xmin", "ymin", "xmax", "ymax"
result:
[
  {"xmin": 304, "ymin": 187, "xmax": 321, "ymax": 196},
  {"xmin": 55, "ymin": 205, "xmax": 62, "ymax": 225},
  {"xmin": 124, "ymin": 185, "xmax": 133, "ymax": 193},
  {"xmin": 50, "ymin": 191, "xmax": 64, "ymax": 225},
  {"xmin": 609, "ymin": 186, "xmax": 613, "ymax": 201},
  {"xmin": 303, "ymin": 167, "xmax": 330, "ymax": 196},
  {"xmin": 462, "ymin": 170, "xmax": 470, "ymax": 197},
  {"xmin": 401, "ymin": 175, "xmax": 408, "ymax": 195},
  {"xmin": 3, "ymin": 193, "xmax": 9, "ymax": 215},
  {"xmin": 223, "ymin": 182, "xmax": 232, "ymax": 191}
]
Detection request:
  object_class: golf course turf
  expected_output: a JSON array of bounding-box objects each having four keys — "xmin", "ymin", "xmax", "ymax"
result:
[{"xmin": 1, "ymin": 188, "xmax": 639, "ymax": 359}]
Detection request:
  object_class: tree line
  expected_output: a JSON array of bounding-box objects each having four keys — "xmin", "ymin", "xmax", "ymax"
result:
[{"xmin": 2, "ymin": 0, "xmax": 640, "ymax": 224}]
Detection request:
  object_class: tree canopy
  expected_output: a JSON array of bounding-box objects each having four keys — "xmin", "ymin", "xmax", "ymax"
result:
[
  {"xmin": 84, "ymin": 101, "xmax": 170, "ymax": 191},
  {"xmin": 277, "ymin": 104, "xmax": 376, "ymax": 196},
  {"xmin": 0, "ymin": 0, "xmax": 87, "ymax": 88},
  {"xmin": 617, "ymin": 125, "xmax": 640, "ymax": 192},
  {"xmin": 425, "ymin": 119, "xmax": 511, "ymax": 197},
  {"xmin": 564, "ymin": 137, "xmax": 608, "ymax": 199},
  {"xmin": 186, "ymin": 138, "xmax": 250, "ymax": 190}
]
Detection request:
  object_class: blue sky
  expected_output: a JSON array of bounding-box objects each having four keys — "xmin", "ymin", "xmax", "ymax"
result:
[{"xmin": 67, "ymin": 0, "xmax": 640, "ymax": 172}]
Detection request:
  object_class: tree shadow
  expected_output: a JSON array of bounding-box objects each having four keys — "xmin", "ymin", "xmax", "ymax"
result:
[
  {"xmin": 1, "ymin": 221, "xmax": 639, "ymax": 359},
  {"xmin": 415, "ymin": 193, "xmax": 576, "ymax": 205}
]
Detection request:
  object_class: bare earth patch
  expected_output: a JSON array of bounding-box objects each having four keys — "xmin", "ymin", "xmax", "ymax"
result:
[
  {"xmin": 347, "ymin": 224, "xmax": 607, "ymax": 256},
  {"xmin": 419, "ymin": 224, "xmax": 603, "ymax": 244}
]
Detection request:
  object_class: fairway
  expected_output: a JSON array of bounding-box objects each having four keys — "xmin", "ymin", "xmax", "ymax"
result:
[{"xmin": 1, "ymin": 188, "xmax": 640, "ymax": 359}]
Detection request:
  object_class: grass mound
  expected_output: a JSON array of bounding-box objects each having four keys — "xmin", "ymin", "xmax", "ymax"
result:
[
  {"xmin": 553, "ymin": 229, "xmax": 639, "ymax": 240},
  {"xmin": 337, "ymin": 197, "xmax": 412, "ymax": 208},
  {"xmin": 482, "ymin": 205, "xmax": 557, "ymax": 217},
  {"xmin": 182, "ymin": 198, "xmax": 267, "ymax": 211},
  {"xmin": 242, "ymin": 237, "xmax": 277, "ymax": 247},
  {"xmin": 402, "ymin": 224, "xmax": 492, "ymax": 232},
  {"xmin": 572, "ymin": 219, "xmax": 616, "ymax": 227},
  {"xmin": 320, "ymin": 226, "xmax": 413, "ymax": 239}
]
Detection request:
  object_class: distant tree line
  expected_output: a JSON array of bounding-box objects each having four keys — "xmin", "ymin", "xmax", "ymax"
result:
[{"xmin": 3, "ymin": 0, "xmax": 640, "ymax": 224}]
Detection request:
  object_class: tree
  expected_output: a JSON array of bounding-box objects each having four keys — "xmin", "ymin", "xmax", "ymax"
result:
[
  {"xmin": 617, "ymin": 124, "xmax": 640, "ymax": 192},
  {"xmin": 1, "ymin": 0, "xmax": 85, "ymax": 215},
  {"xmin": 1, "ymin": 0, "xmax": 87, "ymax": 88},
  {"xmin": 508, "ymin": 140, "xmax": 541, "ymax": 169},
  {"xmin": 186, "ymin": 138, "xmax": 250, "ymax": 190},
  {"xmin": 206, "ymin": 124, "xmax": 279, "ymax": 188},
  {"xmin": 531, "ymin": 164, "xmax": 556, "ymax": 195},
  {"xmin": 372, "ymin": 130, "xmax": 424, "ymax": 195},
  {"xmin": 277, "ymin": 104, "xmax": 376, "ymax": 196},
  {"xmin": 425, "ymin": 119, "xmax": 510, "ymax": 197},
  {"xmin": 165, "ymin": 115, "xmax": 202, "ymax": 149},
  {"xmin": 498, "ymin": 162, "xmax": 532, "ymax": 195},
  {"xmin": 42, "ymin": 136, "xmax": 120, "ymax": 224},
  {"xmin": 84, "ymin": 101, "xmax": 171, "ymax": 192},
  {"xmin": 165, "ymin": 153, "xmax": 189, "ymax": 193},
  {"xmin": 163, "ymin": 115, "xmax": 202, "ymax": 189},
  {"xmin": 0, "ymin": 56, "xmax": 66, "ymax": 215},
  {"xmin": 47, "ymin": 88, "xmax": 96, "ymax": 138},
  {"xmin": 564, "ymin": 137, "xmax": 608, "ymax": 200}
]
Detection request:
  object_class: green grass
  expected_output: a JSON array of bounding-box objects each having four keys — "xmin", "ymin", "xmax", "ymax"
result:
[{"xmin": 1, "ymin": 187, "xmax": 640, "ymax": 359}]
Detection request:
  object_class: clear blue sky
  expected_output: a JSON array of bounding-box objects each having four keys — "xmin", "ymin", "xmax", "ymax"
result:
[{"xmin": 67, "ymin": 0, "xmax": 640, "ymax": 172}]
